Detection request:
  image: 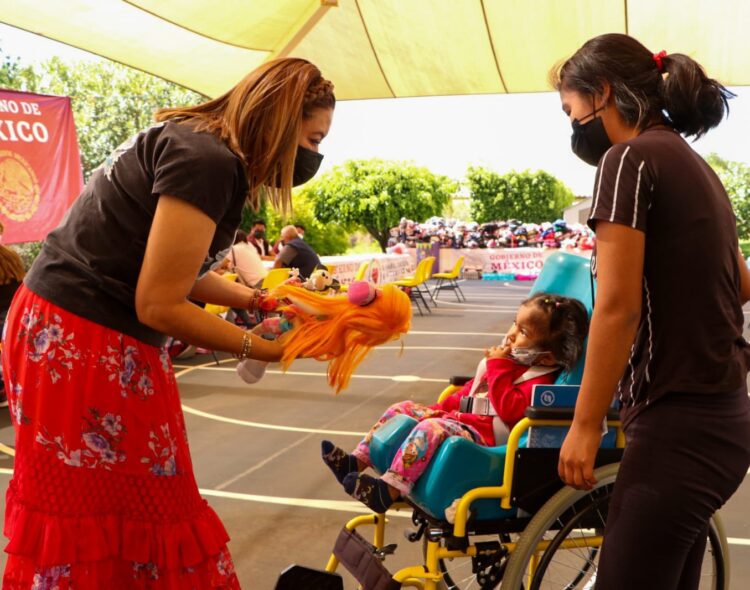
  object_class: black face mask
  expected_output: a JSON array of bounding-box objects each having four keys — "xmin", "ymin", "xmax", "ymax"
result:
[
  {"xmin": 293, "ymin": 145, "xmax": 323, "ymax": 186},
  {"xmin": 252, "ymin": 230, "xmax": 265, "ymax": 239},
  {"xmin": 571, "ymin": 106, "xmax": 611, "ymax": 167},
  {"xmin": 272, "ymin": 146, "xmax": 324, "ymax": 188}
]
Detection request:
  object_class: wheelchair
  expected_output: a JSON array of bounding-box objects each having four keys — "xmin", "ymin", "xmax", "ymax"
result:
[{"xmin": 276, "ymin": 253, "xmax": 729, "ymax": 590}]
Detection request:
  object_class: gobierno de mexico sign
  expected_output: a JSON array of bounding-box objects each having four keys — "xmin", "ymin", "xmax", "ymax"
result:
[{"xmin": 0, "ymin": 89, "xmax": 83, "ymax": 243}]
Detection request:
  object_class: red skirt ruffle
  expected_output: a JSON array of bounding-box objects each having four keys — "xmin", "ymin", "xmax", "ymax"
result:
[{"xmin": 1, "ymin": 285, "xmax": 240, "ymax": 588}]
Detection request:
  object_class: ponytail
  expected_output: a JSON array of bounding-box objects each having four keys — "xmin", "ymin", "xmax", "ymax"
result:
[
  {"xmin": 659, "ymin": 53, "xmax": 734, "ymax": 138},
  {"xmin": 552, "ymin": 33, "xmax": 734, "ymax": 139}
]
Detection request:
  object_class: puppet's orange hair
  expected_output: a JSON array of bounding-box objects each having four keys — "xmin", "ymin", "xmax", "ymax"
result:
[{"xmin": 273, "ymin": 283, "xmax": 411, "ymax": 392}]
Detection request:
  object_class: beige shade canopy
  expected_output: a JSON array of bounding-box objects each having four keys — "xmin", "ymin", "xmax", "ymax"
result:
[{"xmin": 1, "ymin": 0, "xmax": 747, "ymax": 98}]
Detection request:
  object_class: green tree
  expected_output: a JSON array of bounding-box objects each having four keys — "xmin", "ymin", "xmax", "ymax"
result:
[
  {"xmin": 0, "ymin": 48, "xmax": 36, "ymax": 89},
  {"xmin": 707, "ymin": 153, "xmax": 750, "ymax": 239},
  {"xmin": 305, "ymin": 159, "xmax": 456, "ymax": 252},
  {"xmin": 1, "ymin": 51, "xmax": 205, "ymax": 179},
  {"xmin": 467, "ymin": 167, "xmax": 575, "ymax": 224}
]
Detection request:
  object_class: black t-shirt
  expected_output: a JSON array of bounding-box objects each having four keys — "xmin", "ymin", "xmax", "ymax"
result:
[
  {"xmin": 25, "ymin": 121, "xmax": 249, "ymax": 346},
  {"xmin": 588, "ymin": 126, "xmax": 748, "ymax": 426}
]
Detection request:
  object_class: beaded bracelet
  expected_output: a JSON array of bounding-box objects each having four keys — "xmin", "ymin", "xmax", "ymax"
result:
[
  {"xmin": 248, "ymin": 289, "xmax": 268, "ymax": 313},
  {"xmin": 234, "ymin": 332, "xmax": 253, "ymax": 360}
]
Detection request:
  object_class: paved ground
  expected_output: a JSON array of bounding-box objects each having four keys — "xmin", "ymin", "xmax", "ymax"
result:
[{"xmin": 1, "ymin": 280, "xmax": 749, "ymax": 588}]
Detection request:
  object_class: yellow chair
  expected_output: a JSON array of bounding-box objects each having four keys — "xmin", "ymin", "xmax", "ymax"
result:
[
  {"xmin": 431, "ymin": 255, "xmax": 466, "ymax": 302},
  {"xmin": 393, "ymin": 257, "xmax": 435, "ymax": 315},
  {"xmin": 204, "ymin": 272, "xmax": 238, "ymax": 365},
  {"xmin": 262, "ymin": 268, "xmax": 291, "ymax": 290}
]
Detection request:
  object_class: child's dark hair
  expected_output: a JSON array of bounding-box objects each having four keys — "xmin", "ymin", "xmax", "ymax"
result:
[
  {"xmin": 551, "ymin": 33, "xmax": 734, "ymax": 138},
  {"xmin": 523, "ymin": 293, "xmax": 589, "ymax": 371}
]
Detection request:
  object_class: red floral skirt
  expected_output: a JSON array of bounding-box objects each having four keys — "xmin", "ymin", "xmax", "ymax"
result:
[{"xmin": 1, "ymin": 285, "xmax": 241, "ymax": 589}]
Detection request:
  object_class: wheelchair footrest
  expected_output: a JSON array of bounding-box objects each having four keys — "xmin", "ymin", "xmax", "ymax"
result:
[{"xmin": 333, "ymin": 527, "xmax": 402, "ymax": 590}]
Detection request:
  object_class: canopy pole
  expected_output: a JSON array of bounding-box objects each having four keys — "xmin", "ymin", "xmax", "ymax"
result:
[{"xmin": 271, "ymin": 0, "xmax": 338, "ymax": 59}]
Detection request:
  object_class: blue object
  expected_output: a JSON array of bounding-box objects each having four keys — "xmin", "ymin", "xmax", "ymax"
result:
[
  {"xmin": 369, "ymin": 252, "xmax": 597, "ymax": 521},
  {"xmin": 483, "ymin": 272, "xmax": 515, "ymax": 281},
  {"xmin": 369, "ymin": 414, "xmax": 523, "ymax": 520},
  {"xmin": 530, "ymin": 252, "xmax": 594, "ymax": 385},
  {"xmin": 527, "ymin": 384, "xmax": 617, "ymax": 448}
]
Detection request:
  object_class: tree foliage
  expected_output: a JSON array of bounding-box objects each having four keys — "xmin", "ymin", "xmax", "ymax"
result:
[
  {"xmin": 467, "ymin": 167, "xmax": 575, "ymax": 224},
  {"xmin": 0, "ymin": 50, "xmax": 205, "ymax": 179},
  {"xmin": 264, "ymin": 191, "xmax": 350, "ymax": 256},
  {"xmin": 305, "ymin": 159, "xmax": 456, "ymax": 252},
  {"xmin": 707, "ymin": 153, "xmax": 750, "ymax": 239}
]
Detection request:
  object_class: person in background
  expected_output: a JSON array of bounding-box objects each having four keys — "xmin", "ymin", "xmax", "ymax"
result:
[
  {"xmin": 272, "ymin": 223, "xmax": 307, "ymax": 255},
  {"xmin": 230, "ymin": 230, "xmax": 268, "ymax": 289},
  {"xmin": 247, "ymin": 219, "xmax": 274, "ymax": 260},
  {"xmin": 273, "ymin": 225, "xmax": 322, "ymax": 279}
]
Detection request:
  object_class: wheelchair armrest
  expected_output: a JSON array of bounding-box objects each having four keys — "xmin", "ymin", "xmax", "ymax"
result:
[
  {"xmin": 449, "ymin": 376, "xmax": 472, "ymax": 386},
  {"xmin": 524, "ymin": 407, "xmax": 620, "ymax": 421}
]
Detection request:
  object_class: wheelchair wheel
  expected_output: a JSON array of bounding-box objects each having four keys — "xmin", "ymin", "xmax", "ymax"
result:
[{"xmin": 501, "ymin": 463, "xmax": 728, "ymax": 589}]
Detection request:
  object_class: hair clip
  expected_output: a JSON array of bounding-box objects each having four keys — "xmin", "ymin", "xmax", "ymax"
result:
[
  {"xmin": 653, "ymin": 50, "xmax": 667, "ymax": 73},
  {"xmin": 347, "ymin": 281, "xmax": 378, "ymax": 306}
]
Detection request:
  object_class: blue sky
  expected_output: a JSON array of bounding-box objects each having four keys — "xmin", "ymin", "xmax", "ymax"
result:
[{"xmin": 2, "ymin": 23, "xmax": 748, "ymax": 196}]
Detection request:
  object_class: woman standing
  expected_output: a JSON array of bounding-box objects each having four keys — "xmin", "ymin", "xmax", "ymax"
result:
[
  {"xmin": 555, "ymin": 34, "xmax": 750, "ymax": 589},
  {"xmin": 2, "ymin": 58, "xmax": 334, "ymax": 588}
]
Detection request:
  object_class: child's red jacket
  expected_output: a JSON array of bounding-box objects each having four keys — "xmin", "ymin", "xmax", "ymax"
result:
[{"xmin": 431, "ymin": 358, "xmax": 558, "ymax": 446}]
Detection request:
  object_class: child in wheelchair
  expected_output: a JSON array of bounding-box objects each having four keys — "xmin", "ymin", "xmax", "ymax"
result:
[{"xmin": 321, "ymin": 292, "xmax": 589, "ymax": 513}]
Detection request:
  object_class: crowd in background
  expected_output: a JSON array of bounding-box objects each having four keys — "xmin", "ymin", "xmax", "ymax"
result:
[{"xmin": 388, "ymin": 217, "xmax": 595, "ymax": 251}]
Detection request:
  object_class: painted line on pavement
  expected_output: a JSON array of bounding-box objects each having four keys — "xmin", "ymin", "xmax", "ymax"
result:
[
  {"xmin": 0, "ymin": 466, "xmax": 747, "ymax": 535},
  {"xmin": 199, "ymin": 488, "xmax": 411, "ymax": 518},
  {"xmin": 436, "ymin": 308, "xmax": 516, "ymax": 314},
  {"xmin": 0, "ymin": 467, "xmax": 409, "ymax": 518},
  {"xmin": 379, "ymin": 346, "xmax": 485, "ymax": 351},
  {"xmin": 178, "ymin": 365, "xmax": 446, "ymax": 383},
  {"xmin": 438, "ymin": 300, "xmax": 519, "ymax": 310},
  {"xmin": 182, "ymin": 405, "xmax": 365, "ymax": 437},
  {"xmin": 409, "ymin": 330, "xmax": 500, "ymax": 336},
  {"xmin": 175, "ymin": 361, "xmax": 444, "ymax": 437}
]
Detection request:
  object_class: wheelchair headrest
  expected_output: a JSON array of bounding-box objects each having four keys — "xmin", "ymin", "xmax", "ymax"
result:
[{"xmin": 529, "ymin": 252, "xmax": 594, "ymax": 385}]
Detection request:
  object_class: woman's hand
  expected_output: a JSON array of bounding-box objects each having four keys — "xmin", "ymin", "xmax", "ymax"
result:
[{"xmin": 558, "ymin": 421, "xmax": 603, "ymax": 490}]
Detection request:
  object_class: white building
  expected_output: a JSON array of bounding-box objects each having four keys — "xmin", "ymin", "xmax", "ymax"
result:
[{"xmin": 564, "ymin": 196, "xmax": 593, "ymax": 225}]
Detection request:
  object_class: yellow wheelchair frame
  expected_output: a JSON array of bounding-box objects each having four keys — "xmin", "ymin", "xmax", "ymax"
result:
[{"xmin": 321, "ymin": 382, "xmax": 729, "ymax": 590}]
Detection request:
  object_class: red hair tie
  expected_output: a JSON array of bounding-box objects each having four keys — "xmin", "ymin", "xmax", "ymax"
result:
[{"xmin": 653, "ymin": 50, "xmax": 667, "ymax": 73}]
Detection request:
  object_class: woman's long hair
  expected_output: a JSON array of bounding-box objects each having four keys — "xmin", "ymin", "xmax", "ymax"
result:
[
  {"xmin": 551, "ymin": 33, "xmax": 733, "ymax": 138},
  {"xmin": 0, "ymin": 245, "xmax": 25, "ymax": 286},
  {"xmin": 155, "ymin": 58, "xmax": 335, "ymax": 211},
  {"xmin": 273, "ymin": 284, "xmax": 412, "ymax": 392}
]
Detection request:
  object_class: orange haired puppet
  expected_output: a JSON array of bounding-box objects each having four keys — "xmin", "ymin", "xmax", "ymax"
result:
[{"xmin": 236, "ymin": 281, "xmax": 411, "ymax": 392}]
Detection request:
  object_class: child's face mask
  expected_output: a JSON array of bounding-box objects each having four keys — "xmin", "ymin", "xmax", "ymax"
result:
[{"xmin": 510, "ymin": 347, "xmax": 550, "ymax": 366}]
